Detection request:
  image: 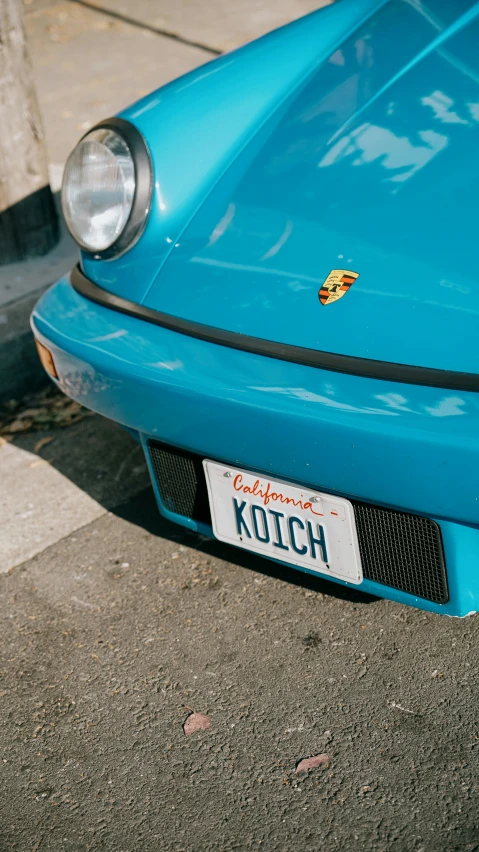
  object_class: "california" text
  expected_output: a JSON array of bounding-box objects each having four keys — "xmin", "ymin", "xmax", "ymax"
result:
[{"xmin": 233, "ymin": 474, "xmax": 323, "ymax": 517}]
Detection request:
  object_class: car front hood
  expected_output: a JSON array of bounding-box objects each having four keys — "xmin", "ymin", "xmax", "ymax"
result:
[{"xmin": 143, "ymin": 1, "xmax": 479, "ymax": 376}]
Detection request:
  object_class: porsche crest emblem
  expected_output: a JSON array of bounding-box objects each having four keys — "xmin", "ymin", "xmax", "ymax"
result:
[{"xmin": 319, "ymin": 269, "xmax": 359, "ymax": 306}]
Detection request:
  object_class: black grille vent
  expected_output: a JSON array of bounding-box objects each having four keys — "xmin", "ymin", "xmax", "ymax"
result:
[
  {"xmin": 353, "ymin": 502, "xmax": 447, "ymax": 603},
  {"xmin": 149, "ymin": 442, "xmax": 211, "ymax": 524},
  {"xmin": 148, "ymin": 441, "xmax": 448, "ymax": 604}
]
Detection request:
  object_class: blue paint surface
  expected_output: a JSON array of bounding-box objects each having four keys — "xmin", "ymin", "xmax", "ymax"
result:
[
  {"xmin": 143, "ymin": 0, "xmax": 479, "ymax": 374},
  {"xmin": 82, "ymin": 0, "xmax": 388, "ymax": 301},
  {"xmin": 32, "ymin": 0, "xmax": 479, "ymax": 614},
  {"xmin": 32, "ymin": 277, "xmax": 479, "ymax": 616}
]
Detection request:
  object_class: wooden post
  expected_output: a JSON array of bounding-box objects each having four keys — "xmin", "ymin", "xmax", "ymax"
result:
[{"xmin": 0, "ymin": 0, "xmax": 58, "ymax": 265}]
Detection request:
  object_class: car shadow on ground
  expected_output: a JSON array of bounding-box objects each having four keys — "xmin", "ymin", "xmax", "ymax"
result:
[
  {"xmin": 114, "ymin": 484, "xmax": 380, "ymax": 605},
  {"xmin": 7, "ymin": 398, "xmax": 378, "ymax": 606}
]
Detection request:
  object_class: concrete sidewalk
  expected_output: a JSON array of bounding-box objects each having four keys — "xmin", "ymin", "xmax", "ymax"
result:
[
  {"xmin": 0, "ymin": 403, "xmax": 150, "ymax": 573},
  {"xmin": 71, "ymin": 0, "xmax": 328, "ymax": 53}
]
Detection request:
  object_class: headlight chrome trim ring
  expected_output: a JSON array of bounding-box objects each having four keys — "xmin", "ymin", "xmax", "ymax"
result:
[{"xmin": 64, "ymin": 116, "xmax": 153, "ymax": 261}]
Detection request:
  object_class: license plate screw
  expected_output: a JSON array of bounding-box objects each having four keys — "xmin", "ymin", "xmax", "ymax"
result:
[
  {"xmin": 223, "ymin": 471, "xmax": 233, "ymax": 478},
  {"xmin": 311, "ymin": 496, "xmax": 321, "ymax": 503}
]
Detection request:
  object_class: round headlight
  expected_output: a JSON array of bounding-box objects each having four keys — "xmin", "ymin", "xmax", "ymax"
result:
[{"xmin": 61, "ymin": 120, "xmax": 151, "ymax": 256}]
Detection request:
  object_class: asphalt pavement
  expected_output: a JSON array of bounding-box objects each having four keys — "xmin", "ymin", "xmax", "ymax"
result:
[{"xmin": 1, "ymin": 404, "xmax": 478, "ymax": 851}]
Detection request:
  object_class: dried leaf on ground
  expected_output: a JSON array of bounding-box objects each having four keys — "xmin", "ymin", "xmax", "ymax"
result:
[
  {"xmin": 295, "ymin": 753, "xmax": 330, "ymax": 775},
  {"xmin": 183, "ymin": 712, "xmax": 211, "ymax": 737},
  {"xmin": 0, "ymin": 387, "xmax": 93, "ymax": 436},
  {"xmin": 34, "ymin": 436, "xmax": 54, "ymax": 453},
  {"xmin": 7, "ymin": 418, "xmax": 33, "ymax": 434}
]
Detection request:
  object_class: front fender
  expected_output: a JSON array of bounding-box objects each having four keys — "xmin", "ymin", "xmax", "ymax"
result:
[{"xmin": 80, "ymin": 0, "xmax": 387, "ymax": 303}]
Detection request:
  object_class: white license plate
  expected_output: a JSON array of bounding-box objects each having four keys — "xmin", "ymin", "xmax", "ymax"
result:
[{"xmin": 203, "ymin": 461, "xmax": 363, "ymax": 584}]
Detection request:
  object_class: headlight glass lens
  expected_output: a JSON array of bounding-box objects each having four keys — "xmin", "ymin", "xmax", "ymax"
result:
[{"xmin": 61, "ymin": 128, "xmax": 135, "ymax": 252}]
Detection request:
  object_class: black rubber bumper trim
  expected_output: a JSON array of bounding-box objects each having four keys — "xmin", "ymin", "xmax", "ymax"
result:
[{"xmin": 71, "ymin": 265, "xmax": 479, "ymax": 392}]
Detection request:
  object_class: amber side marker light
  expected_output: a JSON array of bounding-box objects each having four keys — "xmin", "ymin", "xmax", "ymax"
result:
[{"xmin": 35, "ymin": 339, "xmax": 58, "ymax": 379}]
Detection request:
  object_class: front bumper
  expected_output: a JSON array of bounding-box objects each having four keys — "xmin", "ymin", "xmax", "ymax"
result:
[{"xmin": 32, "ymin": 273, "xmax": 479, "ymax": 616}]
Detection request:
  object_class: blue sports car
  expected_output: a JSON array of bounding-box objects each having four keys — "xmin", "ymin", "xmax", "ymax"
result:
[{"xmin": 32, "ymin": 0, "xmax": 479, "ymax": 616}]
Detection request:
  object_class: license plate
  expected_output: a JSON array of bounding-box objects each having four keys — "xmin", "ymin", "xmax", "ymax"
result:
[{"xmin": 203, "ymin": 461, "xmax": 363, "ymax": 584}]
